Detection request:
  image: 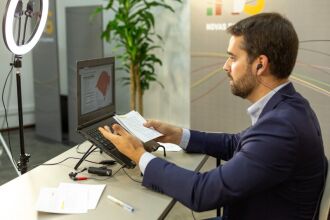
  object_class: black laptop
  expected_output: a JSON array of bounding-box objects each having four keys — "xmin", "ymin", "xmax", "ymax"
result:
[{"xmin": 76, "ymin": 57, "xmax": 135, "ymax": 169}]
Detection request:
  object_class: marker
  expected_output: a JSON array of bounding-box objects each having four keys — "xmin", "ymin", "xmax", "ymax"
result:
[{"xmin": 107, "ymin": 195, "xmax": 134, "ymax": 212}]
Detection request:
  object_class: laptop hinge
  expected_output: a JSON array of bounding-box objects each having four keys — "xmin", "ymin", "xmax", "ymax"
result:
[{"xmin": 77, "ymin": 112, "xmax": 115, "ymax": 130}]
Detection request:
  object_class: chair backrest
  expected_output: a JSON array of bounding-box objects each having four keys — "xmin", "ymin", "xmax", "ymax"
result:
[{"xmin": 319, "ymin": 159, "xmax": 330, "ymax": 220}]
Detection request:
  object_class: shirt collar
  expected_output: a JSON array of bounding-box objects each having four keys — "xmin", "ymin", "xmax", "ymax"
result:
[{"xmin": 247, "ymin": 81, "xmax": 290, "ymax": 125}]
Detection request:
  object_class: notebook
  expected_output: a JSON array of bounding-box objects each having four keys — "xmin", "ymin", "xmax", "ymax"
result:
[{"xmin": 76, "ymin": 57, "xmax": 135, "ymax": 169}]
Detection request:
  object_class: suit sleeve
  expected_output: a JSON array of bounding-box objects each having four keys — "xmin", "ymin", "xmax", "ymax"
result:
[
  {"xmin": 142, "ymin": 117, "xmax": 298, "ymax": 211},
  {"xmin": 185, "ymin": 130, "xmax": 241, "ymax": 160}
]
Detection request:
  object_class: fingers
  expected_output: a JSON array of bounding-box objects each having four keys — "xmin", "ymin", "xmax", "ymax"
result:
[
  {"xmin": 104, "ymin": 125, "xmax": 111, "ymax": 132},
  {"xmin": 144, "ymin": 119, "xmax": 160, "ymax": 128},
  {"xmin": 98, "ymin": 126, "xmax": 116, "ymax": 141},
  {"xmin": 112, "ymin": 124, "xmax": 130, "ymax": 137},
  {"xmin": 98, "ymin": 124, "xmax": 130, "ymax": 139}
]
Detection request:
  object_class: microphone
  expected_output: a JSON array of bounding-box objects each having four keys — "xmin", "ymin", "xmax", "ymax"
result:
[
  {"xmin": 14, "ymin": 0, "xmax": 24, "ymax": 17},
  {"xmin": 88, "ymin": 167, "xmax": 112, "ymax": 176}
]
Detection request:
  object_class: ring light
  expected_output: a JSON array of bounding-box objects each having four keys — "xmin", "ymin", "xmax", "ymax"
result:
[
  {"xmin": 1, "ymin": 0, "xmax": 49, "ymax": 174},
  {"xmin": 2, "ymin": 0, "xmax": 49, "ymax": 55}
]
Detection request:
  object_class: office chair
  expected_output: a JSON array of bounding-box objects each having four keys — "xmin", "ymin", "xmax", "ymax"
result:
[{"xmin": 319, "ymin": 158, "xmax": 330, "ymax": 220}]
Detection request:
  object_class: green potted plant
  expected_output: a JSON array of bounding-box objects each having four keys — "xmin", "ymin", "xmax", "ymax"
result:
[{"xmin": 95, "ymin": 0, "xmax": 182, "ymax": 115}]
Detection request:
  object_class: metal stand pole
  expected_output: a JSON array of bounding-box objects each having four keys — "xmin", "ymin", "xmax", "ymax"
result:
[{"xmin": 12, "ymin": 55, "xmax": 30, "ymax": 174}]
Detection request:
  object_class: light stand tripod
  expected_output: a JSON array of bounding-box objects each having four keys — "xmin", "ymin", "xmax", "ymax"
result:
[{"xmin": 2, "ymin": 0, "xmax": 49, "ymax": 175}]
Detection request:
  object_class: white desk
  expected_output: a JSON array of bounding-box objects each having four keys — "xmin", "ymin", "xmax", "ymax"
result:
[{"xmin": 0, "ymin": 141, "xmax": 208, "ymax": 220}]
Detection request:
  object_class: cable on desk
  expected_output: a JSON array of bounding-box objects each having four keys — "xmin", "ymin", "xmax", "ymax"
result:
[
  {"xmin": 30, "ymin": 155, "xmax": 116, "ymax": 169},
  {"xmin": 158, "ymin": 145, "xmax": 167, "ymax": 157},
  {"xmin": 76, "ymin": 143, "xmax": 101, "ymax": 154},
  {"xmin": 122, "ymin": 168, "xmax": 142, "ymax": 184},
  {"xmin": 30, "ymin": 157, "xmax": 100, "ymax": 168},
  {"xmin": 112, "ymin": 165, "xmax": 124, "ymax": 176}
]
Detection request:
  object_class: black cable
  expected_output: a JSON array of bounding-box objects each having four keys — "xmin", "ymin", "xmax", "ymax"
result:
[
  {"xmin": 112, "ymin": 166, "xmax": 124, "ymax": 176},
  {"xmin": 35, "ymin": 157, "xmax": 79, "ymax": 167},
  {"xmin": 30, "ymin": 156, "xmax": 100, "ymax": 168},
  {"xmin": 1, "ymin": 65, "xmax": 16, "ymax": 168},
  {"xmin": 76, "ymin": 143, "xmax": 101, "ymax": 154},
  {"xmin": 158, "ymin": 145, "xmax": 167, "ymax": 157},
  {"xmin": 1, "ymin": 56, "xmax": 14, "ymax": 129},
  {"xmin": 122, "ymin": 168, "xmax": 142, "ymax": 183}
]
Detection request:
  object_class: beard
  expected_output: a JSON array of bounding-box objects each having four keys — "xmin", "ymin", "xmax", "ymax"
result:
[{"xmin": 230, "ymin": 66, "xmax": 258, "ymax": 99}]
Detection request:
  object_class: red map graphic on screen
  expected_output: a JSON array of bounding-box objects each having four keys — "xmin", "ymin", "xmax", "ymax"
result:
[{"xmin": 96, "ymin": 71, "xmax": 111, "ymax": 97}]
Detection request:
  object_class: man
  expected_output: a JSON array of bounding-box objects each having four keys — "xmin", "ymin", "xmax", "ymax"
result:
[{"xmin": 99, "ymin": 13, "xmax": 326, "ymax": 220}]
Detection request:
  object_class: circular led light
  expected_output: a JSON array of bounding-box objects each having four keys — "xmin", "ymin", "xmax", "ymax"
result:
[{"xmin": 2, "ymin": 0, "xmax": 49, "ymax": 55}]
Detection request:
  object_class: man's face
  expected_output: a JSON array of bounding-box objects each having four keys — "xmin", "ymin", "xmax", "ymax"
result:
[{"xmin": 223, "ymin": 36, "xmax": 258, "ymax": 99}]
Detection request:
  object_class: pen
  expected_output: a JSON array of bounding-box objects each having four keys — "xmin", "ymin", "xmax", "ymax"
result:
[{"xmin": 107, "ymin": 195, "xmax": 135, "ymax": 212}]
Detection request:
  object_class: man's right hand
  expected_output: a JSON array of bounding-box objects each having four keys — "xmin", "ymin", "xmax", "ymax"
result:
[{"xmin": 144, "ymin": 120, "xmax": 183, "ymax": 145}]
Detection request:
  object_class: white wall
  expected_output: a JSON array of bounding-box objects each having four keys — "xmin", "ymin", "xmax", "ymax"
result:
[{"xmin": 144, "ymin": 0, "xmax": 191, "ymax": 128}]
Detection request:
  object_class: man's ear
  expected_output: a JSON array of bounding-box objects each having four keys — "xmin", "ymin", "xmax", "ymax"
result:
[{"xmin": 254, "ymin": 55, "xmax": 269, "ymax": 75}]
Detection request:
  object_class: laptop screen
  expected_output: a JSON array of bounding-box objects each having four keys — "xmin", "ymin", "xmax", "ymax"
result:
[{"xmin": 77, "ymin": 57, "xmax": 116, "ymax": 127}]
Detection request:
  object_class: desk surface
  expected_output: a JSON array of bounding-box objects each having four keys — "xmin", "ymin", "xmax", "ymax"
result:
[{"xmin": 0, "ymin": 141, "xmax": 207, "ymax": 220}]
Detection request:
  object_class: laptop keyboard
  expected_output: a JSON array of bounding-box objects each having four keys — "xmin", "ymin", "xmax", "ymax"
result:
[
  {"xmin": 86, "ymin": 128, "xmax": 135, "ymax": 168},
  {"xmin": 87, "ymin": 128, "xmax": 115, "ymax": 149}
]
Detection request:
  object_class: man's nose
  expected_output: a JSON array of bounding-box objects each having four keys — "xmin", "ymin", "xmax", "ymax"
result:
[
  {"xmin": 223, "ymin": 58, "xmax": 231, "ymax": 73},
  {"xmin": 223, "ymin": 63, "xmax": 230, "ymax": 73}
]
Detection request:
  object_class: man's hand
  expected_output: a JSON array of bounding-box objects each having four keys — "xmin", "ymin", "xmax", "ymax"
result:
[
  {"xmin": 98, "ymin": 124, "xmax": 145, "ymax": 164},
  {"xmin": 144, "ymin": 120, "xmax": 183, "ymax": 145}
]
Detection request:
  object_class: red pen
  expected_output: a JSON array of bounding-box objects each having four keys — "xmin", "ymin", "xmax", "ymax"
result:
[{"xmin": 73, "ymin": 177, "xmax": 88, "ymax": 181}]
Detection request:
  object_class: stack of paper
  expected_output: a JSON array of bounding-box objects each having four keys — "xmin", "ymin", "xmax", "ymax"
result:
[
  {"xmin": 114, "ymin": 110, "xmax": 163, "ymax": 143},
  {"xmin": 36, "ymin": 183, "xmax": 106, "ymax": 214}
]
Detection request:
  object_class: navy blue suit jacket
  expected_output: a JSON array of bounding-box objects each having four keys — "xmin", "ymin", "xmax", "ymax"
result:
[{"xmin": 142, "ymin": 83, "xmax": 326, "ymax": 220}]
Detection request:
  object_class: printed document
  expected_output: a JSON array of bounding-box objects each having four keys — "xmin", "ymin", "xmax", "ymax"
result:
[
  {"xmin": 113, "ymin": 111, "xmax": 163, "ymax": 142},
  {"xmin": 36, "ymin": 183, "xmax": 106, "ymax": 214}
]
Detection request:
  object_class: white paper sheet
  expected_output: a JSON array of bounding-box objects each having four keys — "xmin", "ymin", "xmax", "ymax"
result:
[
  {"xmin": 36, "ymin": 187, "xmax": 88, "ymax": 214},
  {"xmin": 36, "ymin": 183, "xmax": 106, "ymax": 214},
  {"xmin": 59, "ymin": 183, "xmax": 106, "ymax": 210}
]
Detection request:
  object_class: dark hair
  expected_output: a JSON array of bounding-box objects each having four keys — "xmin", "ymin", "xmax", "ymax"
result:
[{"xmin": 227, "ymin": 12, "xmax": 299, "ymax": 79}]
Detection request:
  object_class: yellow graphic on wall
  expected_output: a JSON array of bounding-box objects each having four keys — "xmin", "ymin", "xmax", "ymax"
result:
[
  {"xmin": 207, "ymin": 0, "xmax": 265, "ymax": 16},
  {"xmin": 244, "ymin": 0, "xmax": 265, "ymax": 15},
  {"xmin": 44, "ymin": 11, "xmax": 54, "ymax": 35}
]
